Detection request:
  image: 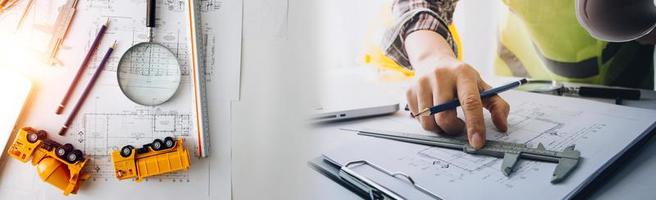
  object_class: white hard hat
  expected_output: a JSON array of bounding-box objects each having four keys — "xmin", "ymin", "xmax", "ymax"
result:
[{"xmin": 576, "ymin": 0, "xmax": 656, "ymax": 42}]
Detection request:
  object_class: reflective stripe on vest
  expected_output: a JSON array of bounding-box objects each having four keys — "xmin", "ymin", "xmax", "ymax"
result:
[
  {"xmin": 497, "ymin": 42, "xmax": 530, "ymax": 77},
  {"xmin": 498, "ymin": 41, "xmax": 623, "ymax": 79},
  {"xmin": 536, "ymin": 46, "xmax": 598, "ymax": 78}
]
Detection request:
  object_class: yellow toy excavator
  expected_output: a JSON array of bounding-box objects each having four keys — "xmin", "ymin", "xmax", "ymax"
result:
[{"xmin": 7, "ymin": 127, "xmax": 90, "ymax": 196}]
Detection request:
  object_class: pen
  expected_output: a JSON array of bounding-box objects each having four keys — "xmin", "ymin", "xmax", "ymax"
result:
[
  {"xmin": 56, "ymin": 18, "xmax": 110, "ymax": 115},
  {"xmin": 59, "ymin": 41, "xmax": 116, "ymax": 136},
  {"xmin": 412, "ymin": 78, "xmax": 528, "ymax": 117}
]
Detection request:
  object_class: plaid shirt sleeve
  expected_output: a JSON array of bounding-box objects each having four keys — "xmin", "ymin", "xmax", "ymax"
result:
[{"xmin": 382, "ymin": 0, "xmax": 459, "ymax": 70}]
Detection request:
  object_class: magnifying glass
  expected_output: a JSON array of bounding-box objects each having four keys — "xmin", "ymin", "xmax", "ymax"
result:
[
  {"xmin": 517, "ymin": 80, "xmax": 641, "ymax": 100},
  {"xmin": 117, "ymin": 0, "xmax": 181, "ymax": 106}
]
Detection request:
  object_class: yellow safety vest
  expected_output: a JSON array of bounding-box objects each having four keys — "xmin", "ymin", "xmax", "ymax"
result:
[{"xmin": 495, "ymin": 0, "xmax": 654, "ymax": 89}]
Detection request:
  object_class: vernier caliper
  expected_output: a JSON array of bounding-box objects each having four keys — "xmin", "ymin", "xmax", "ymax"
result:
[{"xmin": 355, "ymin": 129, "xmax": 581, "ymax": 183}]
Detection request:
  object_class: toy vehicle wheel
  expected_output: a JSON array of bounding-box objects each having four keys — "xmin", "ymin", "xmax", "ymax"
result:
[
  {"xmin": 164, "ymin": 137, "xmax": 175, "ymax": 149},
  {"xmin": 27, "ymin": 130, "xmax": 47, "ymax": 143},
  {"xmin": 120, "ymin": 145, "xmax": 134, "ymax": 157},
  {"xmin": 27, "ymin": 132, "xmax": 39, "ymax": 143},
  {"xmin": 152, "ymin": 139, "xmax": 164, "ymax": 151},
  {"xmin": 36, "ymin": 130, "xmax": 48, "ymax": 139},
  {"xmin": 56, "ymin": 143, "xmax": 74, "ymax": 159},
  {"xmin": 67, "ymin": 150, "xmax": 84, "ymax": 163}
]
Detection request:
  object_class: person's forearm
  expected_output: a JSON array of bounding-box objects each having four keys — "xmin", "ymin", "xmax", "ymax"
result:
[{"xmin": 404, "ymin": 30, "xmax": 458, "ymax": 75}]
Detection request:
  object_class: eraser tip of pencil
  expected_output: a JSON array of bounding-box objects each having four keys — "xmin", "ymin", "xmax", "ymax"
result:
[{"xmin": 56, "ymin": 106, "xmax": 64, "ymax": 115}]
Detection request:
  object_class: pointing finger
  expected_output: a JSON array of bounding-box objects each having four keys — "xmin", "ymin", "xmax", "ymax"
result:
[{"xmin": 455, "ymin": 67, "xmax": 485, "ymax": 149}]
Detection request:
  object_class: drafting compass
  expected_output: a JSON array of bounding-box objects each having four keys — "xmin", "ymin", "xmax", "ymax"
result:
[{"xmin": 354, "ymin": 129, "xmax": 581, "ymax": 183}]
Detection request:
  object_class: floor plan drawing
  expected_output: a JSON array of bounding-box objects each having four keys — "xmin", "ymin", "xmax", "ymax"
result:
[
  {"xmin": 353, "ymin": 100, "xmax": 587, "ymax": 187},
  {"xmin": 70, "ymin": 111, "xmax": 193, "ymax": 182},
  {"xmin": 0, "ymin": 0, "xmax": 243, "ymax": 199},
  {"xmin": 326, "ymin": 91, "xmax": 656, "ymax": 199}
]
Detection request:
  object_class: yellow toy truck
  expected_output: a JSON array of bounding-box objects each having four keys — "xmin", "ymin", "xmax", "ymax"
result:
[
  {"xmin": 7, "ymin": 127, "xmax": 90, "ymax": 196},
  {"xmin": 111, "ymin": 137, "xmax": 190, "ymax": 182}
]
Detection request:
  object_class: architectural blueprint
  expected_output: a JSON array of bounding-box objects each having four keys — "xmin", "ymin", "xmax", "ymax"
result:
[
  {"xmin": 0, "ymin": 0, "xmax": 242, "ymax": 199},
  {"xmin": 325, "ymin": 91, "xmax": 656, "ymax": 199}
]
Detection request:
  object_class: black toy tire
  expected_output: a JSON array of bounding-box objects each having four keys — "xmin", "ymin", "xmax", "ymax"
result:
[
  {"xmin": 27, "ymin": 130, "xmax": 47, "ymax": 143},
  {"xmin": 27, "ymin": 132, "xmax": 39, "ymax": 143},
  {"xmin": 56, "ymin": 143, "xmax": 74, "ymax": 158},
  {"xmin": 36, "ymin": 130, "xmax": 48, "ymax": 140},
  {"xmin": 152, "ymin": 139, "xmax": 164, "ymax": 151},
  {"xmin": 164, "ymin": 137, "xmax": 175, "ymax": 149},
  {"xmin": 67, "ymin": 150, "xmax": 84, "ymax": 163},
  {"xmin": 120, "ymin": 145, "xmax": 134, "ymax": 157}
]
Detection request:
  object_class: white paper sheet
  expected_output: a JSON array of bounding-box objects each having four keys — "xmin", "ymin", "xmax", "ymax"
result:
[
  {"xmin": 324, "ymin": 91, "xmax": 656, "ymax": 199},
  {"xmin": 0, "ymin": 0, "xmax": 242, "ymax": 199}
]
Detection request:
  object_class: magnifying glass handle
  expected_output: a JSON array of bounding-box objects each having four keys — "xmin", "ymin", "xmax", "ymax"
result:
[
  {"xmin": 146, "ymin": 0, "xmax": 156, "ymax": 28},
  {"xmin": 578, "ymin": 86, "xmax": 641, "ymax": 100}
]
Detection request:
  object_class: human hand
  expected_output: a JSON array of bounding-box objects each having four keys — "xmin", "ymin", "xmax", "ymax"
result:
[{"xmin": 405, "ymin": 58, "xmax": 510, "ymax": 149}]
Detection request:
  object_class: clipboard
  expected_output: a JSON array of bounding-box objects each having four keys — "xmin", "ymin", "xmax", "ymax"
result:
[
  {"xmin": 308, "ymin": 156, "xmax": 442, "ymax": 200},
  {"xmin": 309, "ymin": 124, "xmax": 656, "ymax": 200}
]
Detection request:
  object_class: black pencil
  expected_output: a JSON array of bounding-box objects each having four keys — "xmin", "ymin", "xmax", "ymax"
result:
[
  {"xmin": 56, "ymin": 18, "xmax": 110, "ymax": 115},
  {"xmin": 59, "ymin": 41, "xmax": 116, "ymax": 136}
]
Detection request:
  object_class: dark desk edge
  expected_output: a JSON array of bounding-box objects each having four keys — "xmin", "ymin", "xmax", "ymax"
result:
[{"xmin": 572, "ymin": 122, "xmax": 656, "ymax": 199}]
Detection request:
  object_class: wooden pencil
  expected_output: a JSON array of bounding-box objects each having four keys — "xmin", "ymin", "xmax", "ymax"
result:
[
  {"xmin": 56, "ymin": 18, "xmax": 110, "ymax": 114},
  {"xmin": 59, "ymin": 41, "xmax": 116, "ymax": 136}
]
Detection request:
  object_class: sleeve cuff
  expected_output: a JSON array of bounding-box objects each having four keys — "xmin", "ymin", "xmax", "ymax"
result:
[{"xmin": 382, "ymin": 10, "xmax": 457, "ymax": 70}]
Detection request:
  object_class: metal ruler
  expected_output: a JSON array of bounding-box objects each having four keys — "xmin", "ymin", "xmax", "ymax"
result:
[
  {"xmin": 355, "ymin": 129, "xmax": 581, "ymax": 183},
  {"xmin": 186, "ymin": 0, "xmax": 210, "ymax": 158},
  {"xmin": 47, "ymin": 0, "xmax": 79, "ymax": 65}
]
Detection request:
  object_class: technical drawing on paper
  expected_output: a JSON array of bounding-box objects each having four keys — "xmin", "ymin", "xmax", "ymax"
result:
[
  {"xmin": 84, "ymin": 0, "xmax": 115, "ymax": 11},
  {"xmin": 9, "ymin": 1, "xmax": 224, "ymax": 184},
  {"xmin": 164, "ymin": 0, "xmax": 223, "ymax": 13},
  {"xmin": 0, "ymin": 0, "xmax": 242, "ymax": 199},
  {"xmin": 83, "ymin": 17, "xmax": 192, "ymax": 75},
  {"xmin": 199, "ymin": 0, "xmax": 223, "ymax": 12},
  {"xmin": 340, "ymin": 100, "xmax": 606, "ymax": 188},
  {"xmin": 323, "ymin": 90, "xmax": 656, "ymax": 200},
  {"xmin": 70, "ymin": 111, "xmax": 195, "ymax": 183},
  {"xmin": 395, "ymin": 101, "xmax": 604, "ymax": 187},
  {"xmin": 83, "ymin": 16, "xmax": 217, "ymax": 79},
  {"xmin": 15, "ymin": 0, "xmax": 219, "ymax": 76}
]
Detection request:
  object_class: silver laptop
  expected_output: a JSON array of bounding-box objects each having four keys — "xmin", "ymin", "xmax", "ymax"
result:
[
  {"xmin": 312, "ymin": 76, "xmax": 400, "ymax": 123},
  {"xmin": 313, "ymin": 100, "xmax": 399, "ymax": 122}
]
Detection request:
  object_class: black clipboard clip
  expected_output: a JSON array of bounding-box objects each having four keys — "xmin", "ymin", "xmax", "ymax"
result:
[{"xmin": 338, "ymin": 160, "xmax": 442, "ymax": 200}]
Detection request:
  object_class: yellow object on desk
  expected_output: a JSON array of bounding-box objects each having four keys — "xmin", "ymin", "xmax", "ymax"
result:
[
  {"xmin": 111, "ymin": 137, "xmax": 191, "ymax": 182},
  {"xmin": 7, "ymin": 127, "xmax": 90, "ymax": 196}
]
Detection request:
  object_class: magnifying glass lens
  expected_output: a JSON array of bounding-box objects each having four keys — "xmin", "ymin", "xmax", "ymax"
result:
[
  {"xmin": 517, "ymin": 80, "xmax": 563, "ymax": 94},
  {"xmin": 117, "ymin": 43, "xmax": 181, "ymax": 106}
]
